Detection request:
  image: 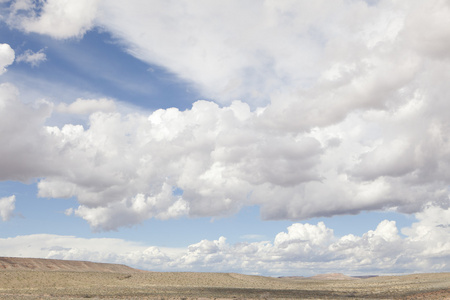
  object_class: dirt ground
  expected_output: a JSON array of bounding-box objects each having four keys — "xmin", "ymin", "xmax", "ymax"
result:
[
  {"xmin": 0, "ymin": 258, "xmax": 449, "ymax": 299},
  {"xmin": 0, "ymin": 270, "xmax": 449, "ymax": 299}
]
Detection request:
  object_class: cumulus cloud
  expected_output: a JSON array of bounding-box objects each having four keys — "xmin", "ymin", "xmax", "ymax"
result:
[
  {"xmin": 0, "ymin": 43, "xmax": 15, "ymax": 74},
  {"xmin": 16, "ymin": 49, "xmax": 47, "ymax": 67},
  {"xmin": 0, "ymin": 84, "xmax": 448, "ymax": 230},
  {"xmin": 1, "ymin": 206, "xmax": 449, "ymax": 275},
  {"xmin": 1, "ymin": 1, "xmax": 450, "ymax": 230},
  {"xmin": 34, "ymin": 99, "xmax": 324, "ymax": 230},
  {"xmin": 0, "ymin": 195, "xmax": 15, "ymax": 221}
]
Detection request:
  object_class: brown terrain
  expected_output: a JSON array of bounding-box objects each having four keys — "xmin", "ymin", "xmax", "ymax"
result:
[
  {"xmin": 0, "ymin": 257, "xmax": 142, "ymax": 273},
  {"xmin": 0, "ymin": 257, "xmax": 449, "ymax": 299}
]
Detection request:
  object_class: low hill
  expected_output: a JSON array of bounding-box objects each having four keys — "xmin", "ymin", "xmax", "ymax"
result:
[
  {"xmin": 0, "ymin": 257, "xmax": 449, "ymax": 299},
  {"xmin": 309, "ymin": 273, "xmax": 358, "ymax": 280},
  {"xmin": 0, "ymin": 257, "xmax": 143, "ymax": 273},
  {"xmin": 279, "ymin": 273, "xmax": 358, "ymax": 281}
]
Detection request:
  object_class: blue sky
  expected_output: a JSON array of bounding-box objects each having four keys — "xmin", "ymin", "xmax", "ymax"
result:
[{"xmin": 0, "ymin": 0, "xmax": 450, "ymax": 276}]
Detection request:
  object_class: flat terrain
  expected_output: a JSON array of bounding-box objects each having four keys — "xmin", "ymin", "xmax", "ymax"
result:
[{"xmin": 0, "ymin": 257, "xmax": 449, "ymax": 299}]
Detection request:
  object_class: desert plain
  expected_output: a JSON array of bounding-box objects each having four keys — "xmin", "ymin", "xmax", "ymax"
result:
[{"xmin": 0, "ymin": 257, "xmax": 449, "ymax": 299}]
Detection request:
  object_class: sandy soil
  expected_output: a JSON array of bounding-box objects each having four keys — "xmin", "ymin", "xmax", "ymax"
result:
[{"xmin": 0, "ymin": 257, "xmax": 449, "ymax": 299}]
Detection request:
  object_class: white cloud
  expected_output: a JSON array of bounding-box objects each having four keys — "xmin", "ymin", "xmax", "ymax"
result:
[
  {"xmin": 94, "ymin": 0, "xmax": 348, "ymax": 105},
  {"xmin": 0, "ymin": 1, "xmax": 450, "ymax": 231},
  {"xmin": 2, "ymin": 0, "xmax": 413, "ymax": 105},
  {"xmin": 274, "ymin": 222, "xmax": 334, "ymax": 248},
  {"xmin": 4, "ymin": 1, "xmax": 450, "ymax": 107},
  {"xmin": 7, "ymin": 0, "xmax": 100, "ymax": 39},
  {"xmin": 402, "ymin": 1, "xmax": 450, "ymax": 59},
  {"xmin": 0, "ymin": 83, "xmax": 55, "ymax": 181},
  {"xmin": 0, "ymin": 43, "xmax": 15, "ymax": 75},
  {"xmin": 16, "ymin": 49, "xmax": 47, "ymax": 67},
  {"xmin": 401, "ymin": 204, "xmax": 450, "ymax": 263},
  {"xmin": 0, "ymin": 195, "xmax": 15, "ymax": 221},
  {"xmin": 10, "ymin": 0, "xmax": 33, "ymax": 12},
  {"xmin": 88, "ymin": 0, "xmax": 447, "ymax": 110},
  {"xmin": 1, "ymin": 206, "xmax": 449, "ymax": 275},
  {"xmin": 56, "ymin": 98, "xmax": 116, "ymax": 115},
  {"xmin": 35, "ymin": 100, "xmax": 326, "ymax": 230},
  {"xmin": 0, "ymin": 84, "xmax": 448, "ymax": 230}
]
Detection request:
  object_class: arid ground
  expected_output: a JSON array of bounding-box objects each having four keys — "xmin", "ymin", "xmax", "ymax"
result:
[{"xmin": 0, "ymin": 257, "xmax": 449, "ymax": 299}]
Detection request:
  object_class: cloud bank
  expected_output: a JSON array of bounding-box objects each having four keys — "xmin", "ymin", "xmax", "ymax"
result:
[
  {"xmin": 0, "ymin": 81, "xmax": 445, "ymax": 232},
  {"xmin": 0, "ymin": 78, "xmax": 449, "ymax": 230},
  {"xmin": 8, "ymin": 1, "xmax": 450, "ymax": 105},
  {"xmin": 0, "ymin": 0, "xmax": 449, "ymax": 232},
  {"xmin": 1, "ymin": 206, "xmax": 449, "ymax": 276}
]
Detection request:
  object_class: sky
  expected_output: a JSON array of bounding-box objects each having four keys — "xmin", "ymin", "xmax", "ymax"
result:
[{"xmin": 0, "ymin": 0, "xmax": 450, "ymax": 277}]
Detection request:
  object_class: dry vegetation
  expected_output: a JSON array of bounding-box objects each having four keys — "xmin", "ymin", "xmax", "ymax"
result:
[{"xmin": 0, "ymin": 257, "xmax": 449, "ymax": 299}]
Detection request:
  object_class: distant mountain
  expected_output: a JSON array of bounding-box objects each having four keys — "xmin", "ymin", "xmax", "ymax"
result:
[{"xmin": 0, "ymin": 257, "xmax": 144, "ymax": 273}]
